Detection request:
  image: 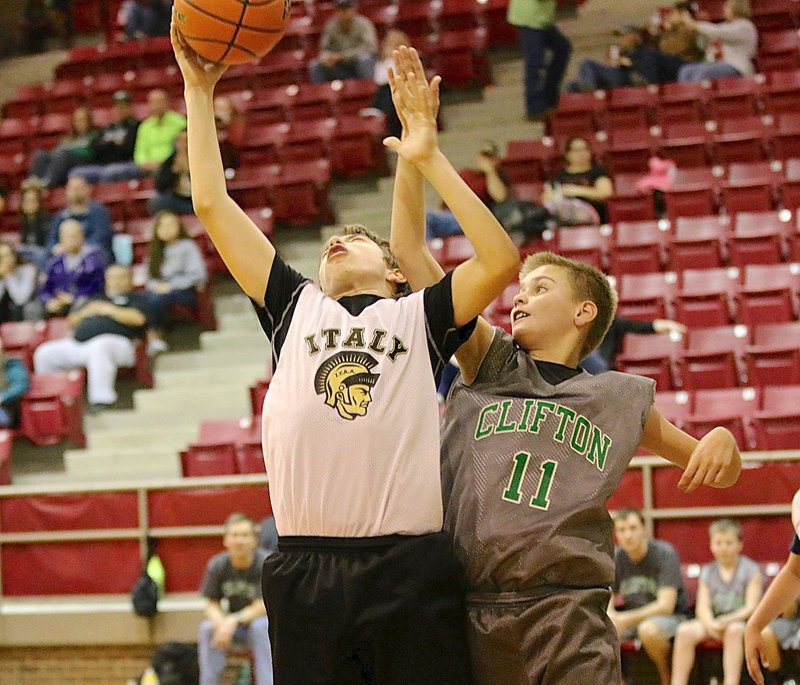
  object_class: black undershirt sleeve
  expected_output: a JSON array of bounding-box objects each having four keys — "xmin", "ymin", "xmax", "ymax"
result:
[
  {"xmin": 791, "ymin": 534, "xmax": 800, "ymax": 555},
  {"xmin": 422, "ymin": 272, "xmax": 477, "ymax": 383},
  {"xmin": 250, "ymin": 254, "xmax": 310, "ymax": 368}
]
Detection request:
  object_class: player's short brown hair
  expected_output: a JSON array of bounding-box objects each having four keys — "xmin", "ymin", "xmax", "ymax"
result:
[
  {"xmin": 341, "ymin": 224, "xmax": 411, "ymax": 297},
  {"xmin": 709, "ymin": 518, "xmax": 742, "ymax": 540},
  {"xmin": 520, "ymin": 251, "xmax": 617, "ymax": 358}
]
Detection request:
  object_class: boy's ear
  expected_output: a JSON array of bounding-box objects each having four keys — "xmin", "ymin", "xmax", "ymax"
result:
[
  {"xmin": 386, "ymin": 267, "xmax": 407, "ymax": 286},
  {"xmin": 574, "ymin": 300, "xmax": 598, "ymax": 329}
]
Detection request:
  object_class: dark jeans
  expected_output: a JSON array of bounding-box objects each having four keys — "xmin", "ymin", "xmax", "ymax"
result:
[
  {"xmin": 630, "ymin": 46, "xmax": 687, "ymax": 84},
  {"xmin": 517, "ymin": 24, "xmax": 572, "ymax": 116},
  {"xmin": 308, "ymin": 55, "xmax": 377, "ymax": 84},
  {"xmin": 30, "ymin": 147, "xmax": 86, "ymax": 188},
  {"xmin": 146, "ymin": 287, "xmax": 196, "ymax": 330},
  {"xmin": 567, "ymin": 59, "xmax": 632, "ymax": 92},
  {"xmin": 372, "ymin": 83, "xmax": 402, "ymax": 140}
]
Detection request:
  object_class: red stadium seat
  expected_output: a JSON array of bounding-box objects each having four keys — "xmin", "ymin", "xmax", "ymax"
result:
[
  {"xmin": 20, "ymin": 371, "xmax": 86, "ymax": 447},
  {"xmin": 684, "ymin": 387, "xmax": 759, "ymax": 449},
  {"xmin": 616, "ymin": 332, "xmax": 683, "ymax": 390},
  {"xmin": 753, "ymin": 385, "xmax": 800, "ymax": 450},
  {"xmin": 738, "ymin": 263, "xmax": 800, "ymax": 325},
  {"xmin": 678, "ymin": 324, "xmax": 749, "ymax": 390},
  {"xmin": 284, "ymin": 83, "xmax": 337, "ymax": 123},
  {"xmin": 708, "ymin": 75, "xmax": 764, "ymax": 121},
  {"xmin": 329, "ymin": 114, "xmax": 388, "ymax": 178},
  {"xmin": 653, "ymin": 390, "xmax": 692, "ymax": 428},
  {"xmin": 657, "ymin": 81, "xmax": 710, "ymax": 124},
  {"xmin": 659, "ymin": 122, "xmax": 711, "ymax": 168},
  {"xmin": 1, "ymin": 321, "xmax": 47, "ymax": 369},
  {"xmin": 728, "ymin": 214, "xmax": 786, "ymax": 267},
  {"xmin": 606, "ymin": 86, "xmax": 658, "ymax": 130},
  {"xmin": 609, "ymin": 220, "xmax": 670, "ymax": 276},
  {"xmin": 250, "ymin": 376, "xmax": 271, "ymax": 417},
  {"xmin": 764, "ymin": 71, "xmax": 800, "ymax": 116},
  {"xmin": 674, "ymin": 267, "xmax": 740, "ymax": 328},
  {"xmin": 421, "ymin": 27, "xmax": 492, "ymax": 89},
  {"xmin": 548, "ymin": 91, "xmax": 606, "ymax": 137},
  {"xmin": 773, "ymin": 113, "xmax": 800, "ymax": 159},
  {"xmin": 181, "ymin": 442, "xmax": 238, "ymax": 477},
  {"xmin": 264, "ymin": 159, "xmax": 334, "ymax": 226},
  {"xmin": 782, "ymin": 158, "xmax": 800, "ymax": 211},
  {"xmin": 617, "ymin": 271, "xmax": 679, "ymax": 320},
  {"xmin": 0, "ymin": 430, "xmax": 12, "ymax": 485},
  {"xmin": 236, "ymin": 441, "xmax": 266, "ymax": 474},
  {"xmin": 555, "ymin": 225, "xmax": 611, "ymax": 269},
  {"xmin": 745, "ymin": 321, "xmax": 800, "ymax": 387},
  {"xmin": 712, "ymin": 116, "xmax": 772, "ymax": 165},
  {"xmin": 663, "ymin": 186, "xmax": 717, "ymax": 224},
  {"xmin": 501, "ymin": 139, "xmax": 559, "ymax": 184},
  {"xmin": 669, "ymin": 215, "xmax": 729, "ymax": 271},
  {"xmin": 605, "ymin": 127, "xmax": 658, "ymax": 175},
  {"xmin": 331, "ymin": 78, "xmax": 378, "ymax": 116}
]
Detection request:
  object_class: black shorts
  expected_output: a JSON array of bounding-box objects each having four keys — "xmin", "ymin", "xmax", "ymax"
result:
[
  {"xmin": 261, "ymin": 531, "xmax": 473, "ymax": 685},
  {"xmin": 467, "ymin": 586, "xmax": 619, "ymax": 685}
]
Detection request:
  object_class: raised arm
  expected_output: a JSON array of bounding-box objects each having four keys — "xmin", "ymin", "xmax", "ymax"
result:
[
  {"xmin": 386, "ymin": 48, "xmax": 517, "ymax": 379},
  {"xmin": 171, "ymin": 12, "xmax": 275, "ymax": 306},
  {"xmin": 639, "ymin": 408, "xmax": 741, "ymax": 491}
]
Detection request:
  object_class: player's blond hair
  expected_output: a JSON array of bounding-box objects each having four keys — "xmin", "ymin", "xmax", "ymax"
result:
[
  {"xmin": 341, "ymin": 224, "xmax": 411, "ymax": 297},
  {"xmin": 520, "ymin": 251, "xmax": 617, "ymax": 359}
]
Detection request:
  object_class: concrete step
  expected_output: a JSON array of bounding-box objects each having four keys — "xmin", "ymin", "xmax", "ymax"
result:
[
  {"xmin": 199, "ymin": 330, "xmax": 265, "ymax": 352},
  {"xmin": 87, "ymin": 425, "xmax": 198, "ymax": 451},
  {"xmin": 154, "ymin": 364, "xmax": 263, "ymax": 390},
  {"xmin": 63, "ymin": 448, "xmax": 182, "ymax": 481},
  {"xmin": 133, "ymin": 385, "xmax": 251, "ymax": 415},
  {"xmin": 217, "ymin": 312, "xmax": 261, "ymax": 333},
  {"xmin": 83, "ymin": 404, "xmax": 244, "ymax": 431},
  {"xmin": 155, "ymin": 346, "xmax": 267, "ymax": 371},
  {"xmin": 214, "ymin": 295, "xmax": 253, "ymax": 316}
]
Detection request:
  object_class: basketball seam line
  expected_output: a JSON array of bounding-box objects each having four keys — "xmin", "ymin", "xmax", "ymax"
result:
[
  {"xmin": 180, "ymin": 34, "xmax": 259, "ymax": 56},
  {"xmin": 181, "ymin": 0, "xmax": 284, "ymax": 35},
  {"xmin": 220, "ymin": 0, "xmax": 249, "ymax": 62}
]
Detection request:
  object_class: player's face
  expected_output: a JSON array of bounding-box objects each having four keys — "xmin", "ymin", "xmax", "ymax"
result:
[
  {"xmin": 319, "ymin": 233, "xmax": 391, "ymax": 297},
  {"xmin": 223, "ymin": 521, "xmax": 257, "ymax": 560},
  {"xmin": 614, "ymin": 514, "xmax": 648, "ymax": 555},
  {"xmin": 511, "ymin": 265, "xmax": 581, "ymax": 351},
  {"xmin": 710, "ymin": 531, "xmax": 742, "ymax": 565}
]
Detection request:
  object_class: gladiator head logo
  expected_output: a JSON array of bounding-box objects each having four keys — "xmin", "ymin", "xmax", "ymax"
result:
[{"xmin": 314, "ymin": 351, "xmax": 380, "ymax": 421}]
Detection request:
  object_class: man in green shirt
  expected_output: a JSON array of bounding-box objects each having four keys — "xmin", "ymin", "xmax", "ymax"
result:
[
  {"xmin": 507, "ymin": 0, "xmax": 572, "ymax": 119},
  {"xmin": 134, "ymin": 89, "xmax": 187, "ymax": 172}
]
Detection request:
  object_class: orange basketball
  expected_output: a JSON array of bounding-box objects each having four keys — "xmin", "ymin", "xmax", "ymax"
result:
[{"xmin": 174, "ymin": 0, "xmax": 292, "ymax": 65}]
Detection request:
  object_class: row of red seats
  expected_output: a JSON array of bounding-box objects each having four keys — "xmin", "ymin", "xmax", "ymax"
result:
[
  {"xmin": 181, "ymin": 417, "xmax": 265, "ymax": 478},
  {"xmin": 548, "ymin": 72, "xmax": 800, "ymax": 137}
]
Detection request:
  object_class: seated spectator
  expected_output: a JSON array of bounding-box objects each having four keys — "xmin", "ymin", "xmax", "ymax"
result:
[
  {"xmin": 0, "ymin": 242, "xmax": 40, "ymax": 322},
  {"xmin": 46, "ymin": 175, "xmax": 113, "ymax": 260},
  {"xmin": 426, "ymin": 140, "xmax": 509, "ymax": 239},
  {"xmin": 542, "ymin": 135, "xmax": 613, "ymax": 224},
  {"xmin": 18, "ymin": 0, "xmax": 51, "ymax": 54},
  {"xmin": 257, "ymin": 515, "xmax": 278, "ymax": 556},
  {"xmin": 144, "ymin": 211, "xmax": 207, "ymax": 355},
  {"xmin": 29, "ymin": 106, "xmax": 96, "ymax": 188},
  {"xmin": 567, "ymin": 23, "xmax": 648, "ymax": 92},
  {"xmin": 0, "ymin": 337, "xmax": 30, "ymax": 429},
  {"xmin": 147, "ymin": 130, "xmax": 193, "ymax": 216},
  {"xmin": 609, "ymin": 508, "xmax": 687, "ymax": 685},
  {"xmin": 672, "ymin": 519, "xmax": 762, "ymax": 685},
  {"xmin": 754, "ymin": 593, "xmax": 800, "ymax": 684},
  {"xmin": 678, "ymin": 0, "xmax": 758, "ymax": 82},
  {"xmin": 33, "ymin": 264, "xmax": 149, "ymax": 411},
  {"xmin": 119, "ymin": 0, "xmax": 172, "ymax": 40},
  {"xmin": 199, "ymin": 513, "xmax": 272, "ymax": 685},
  {"xmin": 18, "ymin": 182, "xmax": 50, "ymax": 266},
  {"xmin": 635, "ymin": 2, "xmax": 704, "ymax": 84},
  {"xmin": 581, "ymin": 316, "xmax": 687, "ymax": 373},
  {"xmin": 40, "ymin": 220, "xmax": 105, "ymax": 317},
  {"xmin": 69, "ymin": 91, "xmax": 141, "ymax": 184},
  {"xmin": 308, "ymin": 0, "xmax": 378, "ymax": 84},
  {"xmin": 214, "ymin": 96, "xmax": 243, "ymax": 169},
  {"xmin": 372, "ymin": 29, "xmax": 412, "ymax": 140}
]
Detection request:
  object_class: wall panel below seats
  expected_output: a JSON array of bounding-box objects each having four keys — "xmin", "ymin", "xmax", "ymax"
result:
[
  {"xmin": 2, "ymin": 540, "xmax": 140, "ymax": 595},
  {"xmin": 0, "ymin": 492, "xmax": 138, "ymax": 532},
  {"xmin": 652, "ymin": 462, "xmax": 800, "ymax": 508},
  {"xmin": 608, "ymin": 469, "xmax": 644, "ymax": 510},
  {"xmin": 656, "ymin": 516, "xmax": 794, "ymax": 564},
  {"xmin": 148, "ymin": 485, "xmax": 270, "ymax": 527},
  {"xmin": 156, "ymin": 536, "xmax": 223, "ymax": 593}
]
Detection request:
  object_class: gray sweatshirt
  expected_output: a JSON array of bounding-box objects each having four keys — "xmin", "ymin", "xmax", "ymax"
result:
[
  {"xmin": 148, "ymin": 239, "xmax": 207, "ymax": 291},
  {"xmin": 696, "ymin": 18, "xmax": 758, "ymax": 76}
]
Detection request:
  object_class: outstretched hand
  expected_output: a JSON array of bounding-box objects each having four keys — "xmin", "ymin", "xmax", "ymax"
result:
[
  {"xmin": 171, "ymin": 6, "xmax": 228, "ymax": 92},
  {"xmin": 384, "ymin": 46, "xmax": 441, "ymax": 166},
  {"xmin": 744, "ymin": 625, "xmax": 768, "ymax": 685},
  {"xmin": 678, "ymin": 426, "xmax": 741, "ymax": 492}
]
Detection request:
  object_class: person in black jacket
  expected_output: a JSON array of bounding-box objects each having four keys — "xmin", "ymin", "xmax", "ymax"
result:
[
  {"xmin": 17, "ymin": 183, "xmax": 50, "ymax": 266},
  {"xmin": 147, "ymin": 130, "xmax": 192, "ymax": 216},
  {"xmin": 69, "ymin": 91, "xmax": 141, "ymax": 184},
  {"xmin": 582, "ymin": 315, "xmax": 686, "ymax": 373}
]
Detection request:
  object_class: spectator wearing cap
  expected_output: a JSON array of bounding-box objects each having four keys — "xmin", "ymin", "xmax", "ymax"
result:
[
  {"xmin": 69, "ymin": 91, "xmax": 141, "ymax": 184},
  {"xmin": 308, "ymin": 0, "xmax": 378, "ymax": 84},
  {"xmin": 677, "ymin": 0, "xmax": 758, "ymax": 82},
  {"xmin": 507, "ymin": 0, "xmax": 572, "ymax": 120},
  {"xmin": 567, "ymin": 23, "xmax": 645, "ymax": 92}
]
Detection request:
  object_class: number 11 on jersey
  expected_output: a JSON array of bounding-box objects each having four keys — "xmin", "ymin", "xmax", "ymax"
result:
[{"xmin": 502, "ymin": 452, "xmax": 558, "ymax": 511}]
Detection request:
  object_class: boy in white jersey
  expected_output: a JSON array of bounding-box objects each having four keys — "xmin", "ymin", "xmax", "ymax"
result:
[
  {"xmin": 172, "ymin": 23, "xmax": 518, "ymax": 685},
  {"xmin": 387, "ymin": 46, "xmax": 742, "ymax": 685}
]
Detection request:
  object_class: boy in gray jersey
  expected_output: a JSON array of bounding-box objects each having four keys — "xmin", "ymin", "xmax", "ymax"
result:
[
  {"xmin": 388, "ymin": 47, "xmax": 742, "ymax": 685},
  {"xmin": 671, "ymin": 518, "xmax": 761, "ymax": 685}
]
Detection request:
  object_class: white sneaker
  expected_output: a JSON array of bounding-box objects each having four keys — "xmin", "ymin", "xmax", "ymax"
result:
[{"xmin": 147, "ymin": 339, "xmax": 168, "ymax": 356}]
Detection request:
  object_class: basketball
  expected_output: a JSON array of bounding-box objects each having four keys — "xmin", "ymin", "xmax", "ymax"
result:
[{"xmin": 174, "ymin": 0, "xmax": 292, "ymax": 66}]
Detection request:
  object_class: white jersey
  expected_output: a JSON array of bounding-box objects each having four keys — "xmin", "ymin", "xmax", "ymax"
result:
[{"xmin": 255, "ymin": 257, "xmax": 469, "ymax": 538}]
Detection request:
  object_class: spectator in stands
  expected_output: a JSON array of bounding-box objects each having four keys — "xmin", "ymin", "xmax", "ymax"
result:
[
  {"xmin": 257, "ymin": 515, "xmax": 278, "ymax": 556},
  {"xmin": 69, "ymin": 91, "xmax": 142, "ymax": 184},
  {"xmin": 18, "ymin": 182, "xmax": 50, "ymax": 266},
  {"xmin": 0, "ymin": 186, "xmax": 7, "ymax": 215},
  {"xmin": 29, "ymin": 106, "xmax": 97, "ymax": 188},
  {"xmin": 308, "ymin": 0, "xmax": 378, "ymax": 84},
  {"xmin": 610, "ymin": 508, "xmax": 687, "ymax": 685},
  {"xmin": 213, "ymin": 96, "xmax": 243, "ymax": 170},
  {"xmin": 0, "ymin": 242, "xmax": 40, "ymax": 322},
  {"xmin": 677, "ymin": 0, "xmax": 758, "ymax": 82},
  {"xmin": 0, "ymin": 337, "xmax": 29, "ymax": 429},
  {"xmin": 144, "ymin": 210, "xmax": 207, "ymax": 355},
  {"xmin": 147, "ymin": 130, "xmax": 193, "ymax": 216},
  {"xmin": 18, "ymin": 0, "xmax": 51, "ymax": 54},
  {"xmin": 46, "ymin": 175, "xmax": 113, "ymax": 260},
  {"xmin": 507, "ymin": 0, "xmax": 572, "ymax": 121},
  {"xmin": 746, "ymin": 489, "xmax": 800, "ymax": 685},
  {"xmin": 542, "ymin": 135, "xmax": 613, "ymax": 224},
  {"xmin": 581, "ymin": 316, "xmax": 687, "ymax": 373},
  {"xmin": 635, "ymin": 2, "xmax": 704, "ymax": 84},
  {"xmin": 750, "ymin": 593, "xmax": 800, "ymax": 684},
  {"xmin": 426, "ymin": 140, "xmax": 509, "ymax": 239},
  {"xmin": 130, "ymin": 89, "xmax": 187, "ymax": 179},
  {"xmin": 39, "ymin": 219, "xmax": 105, "ymax": 317},
  {"xmin": 372, "ymin": 29, "xmax": 413, "ymax": 141},
  {"xmin": 567, "ymin": 23, "xmax": 647, "ymax": 92},
  {"xmin": 33, "ymin": 263, "xmax": 150, "ymax": 411},
  {"xmin": 119, "ymin": 0, "xmax": 172, "ymax": 41},
  {"xmin": 671, "ymin": 518, "xmax": 762, "ymax": 685},
  {"xmin": 199, "ymin": 512, "xmax": 273, "ymax": 685}
]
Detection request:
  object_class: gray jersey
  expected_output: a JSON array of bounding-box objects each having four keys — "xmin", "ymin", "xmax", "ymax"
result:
[
  {"xmin": 700, "ymin": 555, "xmax": 760, "ymax": 617},
  {"xmin": 441, "ymin": 328, "xmax": 655, "ymax": 593}
]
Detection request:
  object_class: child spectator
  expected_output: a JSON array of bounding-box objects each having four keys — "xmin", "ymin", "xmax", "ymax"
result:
[
  {"xmin": 0, "ymin": 242, "xmax": 40, "ymax": 322},
  {"xmin": 144, "ymin": 211, "xmax": 207, "ymax": 355},
  {"xmin": 29, "ymin": 106, "xmax": 96, "ymax": 188},
  {"xmin": 0, "ymin": 337, "xmax": 30, "ymax": 429},
  {"xmin": 671, "ymin": 518, "xmax": 762, "ymax": 685}
]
